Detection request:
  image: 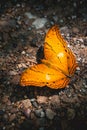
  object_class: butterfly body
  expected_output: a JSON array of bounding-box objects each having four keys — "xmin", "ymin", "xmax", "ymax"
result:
[{"xmin": 20, "ymin": 25, "xmax": 78, "ymax": 89}]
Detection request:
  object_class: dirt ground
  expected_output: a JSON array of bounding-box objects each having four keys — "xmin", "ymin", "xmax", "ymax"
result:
[{"xmin": 0, "ymin": 0, "xmax": 87, "ymax": 130}]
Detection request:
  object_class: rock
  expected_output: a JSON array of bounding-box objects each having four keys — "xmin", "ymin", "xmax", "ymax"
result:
[
  {"xmin": 72, "ymin": 27, "xmax": 79, "ymax": 33},
  {"xmin": 30, "ymin": 98, "xmax": 36, "ymax": 102},
  {"xmin": 11, "ymin": 75, "xmax": 20, "ymax": 85},
  {"xmin": 49, "ymin": 95, "xmax": 60, "ymax": 107},
  {"xmin": 23, "ymin": 108, "xmax": 31, "ymax": 118},
  {"xmin": 35, "ymin": 109, "xmax": 45, "ymax": 118},
  {"xmin": 16, "ymin": 99, "xmax": 32, "ymax": 109},
  {"xmin": 17, "ymin": 63, "xmax": 27, "ymax": 69},
  {"xmin": 21, "ymin": 51, "xmax": 26, "ymax": 55},
  {"xmin": 30, "ymin": 99, "xmax": 39, "ymax": 108},
  {"xmin": 2, "ymin": 96, "xmax": 9, "ymax": 103},
  {"xmin": 10, "ymin": 108, "xmax": 18, "ymax": 113},
  {"xmin": 71, "ymin": 15, "xmax": 77, "ymax": 19},
  {"xmin": 32, "ymin": 101, "xmax": 39, "ymax": 108},
  {"xmin": 46, "ymin": 109, "xmax": 56, "ymax": 120},
  {"xmin": 9, "ymin": 114, "xmax": 16, "ymax": 121},
  {"xmin": 60, "ymin": 26, "xmax": 69, "ymax": 34},
  {"xmin": 9, "ymin": 70, "xmax": 18, "ymax": 75},
  {"xmin": 25, "ymin": 12, "xmax": 37, "ymax": 19},
  {"xmin": 32, "ymin": 18, "xmax": 48, "ymax": 29},
  {"xmin": 37, "ymin": 96, "xmax": 48, "ymax": 104},
  {"xmin": 22, "ymin": 99, "xmax": 32, "ymax": 108}
]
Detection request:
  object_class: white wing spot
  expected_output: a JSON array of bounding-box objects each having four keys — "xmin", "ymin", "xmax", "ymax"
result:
[
  {"xmin": 57, "ymin": 52, "xmax": 64, "ymax": 58},
  {"xmin": 46, "ymin": 74, "xmax": 51, "ymax": 81}
]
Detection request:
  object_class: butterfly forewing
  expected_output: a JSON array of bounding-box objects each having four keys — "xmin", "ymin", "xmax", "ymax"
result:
[
  {"xmin": 44, "ymin": 26, "xmax": 70, "ymax": 75},
  {"xmin": 66, "ymin": 48, "xmax": 78, "ymax": 76},
  {"xmin": 45, "ymin": 25, "xmax": 67, "ymax": 48}
]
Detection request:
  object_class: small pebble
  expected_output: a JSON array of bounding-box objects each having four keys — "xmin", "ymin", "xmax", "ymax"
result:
[
  {"xmin": 11, "ymin": 123, "xmax": 15, "ymax": 126},
  {"xmin": 32, "ymin": 18, "xmax": 48, "ymax": 29},
  {"xmin": 50, "ymin": 95, "xmax": 60, "ymax": 104},
  {"xmin": 30, "ymin": 98, "xmax": 36, "ymax": 102},
  {"xmin": 37, "ymin": 96, "xmax": 48, "ymax": 104},
  {"xmin": 32, "ymin": 101, "xmax": 39, "ymax": 108},
  {"xmin": 17, "ymin": 63, "xmax": 27, "ymax": 69},
  {"xmin": 21, "ymin": 51, "xmax": 26, "ymax": 55},
  {"xmin": 30, "ymin": 99, "xmax": 39, "ymax": 108},
  {"xmin": 25, "ymin": 12, "xmax": 37, "ymax": 19},
  {"xmin": 59, "ymin": 19, "xmax": 64, "ymax": 23},
  {"xmin": 2, "ymin": 96, "xmax": 10, "ymax": 104},
  {"xmin": 71, "ymin": 15, "xmax": 77, "ymax": 19},
  {"xmin": 72, "ymin": 27, "xmax": 79, "ymax": 33},
  {"xmin": 9, "ymin": 70, "xmax": 18, "ymax": 76},
  {"xmin": 9, "ymin": 114, "xmax": 16, "ymax": 121},
  {"xmin": 23, "ymin": 99, "xmax": 32, "ymax": 108},
  {"xmin": 23, "ymin": 108, "xmax": 31, "ymax": 118},
  {"xmin": 10, "ymin": 108, "xmax": 18, "ymax": 113},
  {"xmin": 35, "ymin": 109, "xmax": 45, "ymax": 118},
  {"xmin": 60, "ymin": 26, "xmax": 69, "ymax": 34},
  {"xmin": 46, "ymin": 109, "xmax": 56, "ymax": 120}
]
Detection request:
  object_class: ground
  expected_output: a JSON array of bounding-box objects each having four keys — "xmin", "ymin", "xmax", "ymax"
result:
[{"xmin": 0, "ymin": 0, "xmax": 87, "ymax": 130}]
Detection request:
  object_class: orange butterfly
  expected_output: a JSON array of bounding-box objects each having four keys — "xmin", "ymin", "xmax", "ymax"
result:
[{"xmin": 20, "ymin": 25, "xmax": 78, "ymax": 89}]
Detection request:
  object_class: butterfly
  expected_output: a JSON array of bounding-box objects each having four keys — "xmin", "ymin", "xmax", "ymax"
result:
[{"xmin": 20, "ymin": 25, "xmax": 78, "ymax": 89}]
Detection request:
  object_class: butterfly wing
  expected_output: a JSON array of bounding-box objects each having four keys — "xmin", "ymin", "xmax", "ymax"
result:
[
  {"xmin": 20, "ymin": 63, "xmax": 70, "ymax": 89},
  {"xmin": 44, "ymin": 25, "xmax": 77, "ymax": 76},
  {"xmin": 45, "ymin": 25, "xmax": 67, "ymax": 49},
  {"xmin": 66, "ymin": 48, "xmax": 78, "ymax": 76},
  {"xmin": 44, "ymin": 25, "xmax": 70, "ymax": 75}
]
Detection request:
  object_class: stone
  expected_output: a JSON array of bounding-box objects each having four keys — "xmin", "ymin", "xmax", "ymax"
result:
[
  {"xmin": 35, "ymin": 109, "xmax": 45, "ymax": 118},
  {"xmin": 9, "ymin": 114, "xmax": 16, "ymax": 121},
  {"xmin": 23, "ymin": 108, "xmax": 31, "ymax": 118},
  {"xmin": 16, "ymin": 99, "xmax": 32, "ymax": 109},
  {"xmin": 46, "ymin": 109, "xmax": 56, "ymax": 120},
  {"xmin": 72, "ymin": 27, "xmax": 79, "ymax": 33},
  {"xmin": 25, "ymin": 12, "xmax": 37, "ymax": 19},
  {"xmin": 32, "ymin": 18, "xmax": 48, "ymax": 29},
  {"xmin": 37, "ymin": 96, "xmax": 48, "ymax": 104},
  {"xmin": 49, "ymin": 95, "xmax": 60, "ymax": 105}
]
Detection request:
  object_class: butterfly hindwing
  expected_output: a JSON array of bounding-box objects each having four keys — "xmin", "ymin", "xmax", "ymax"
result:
[{"xmin": 20, "ymin": 63, "xmax": 69, "ymax": 89}]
